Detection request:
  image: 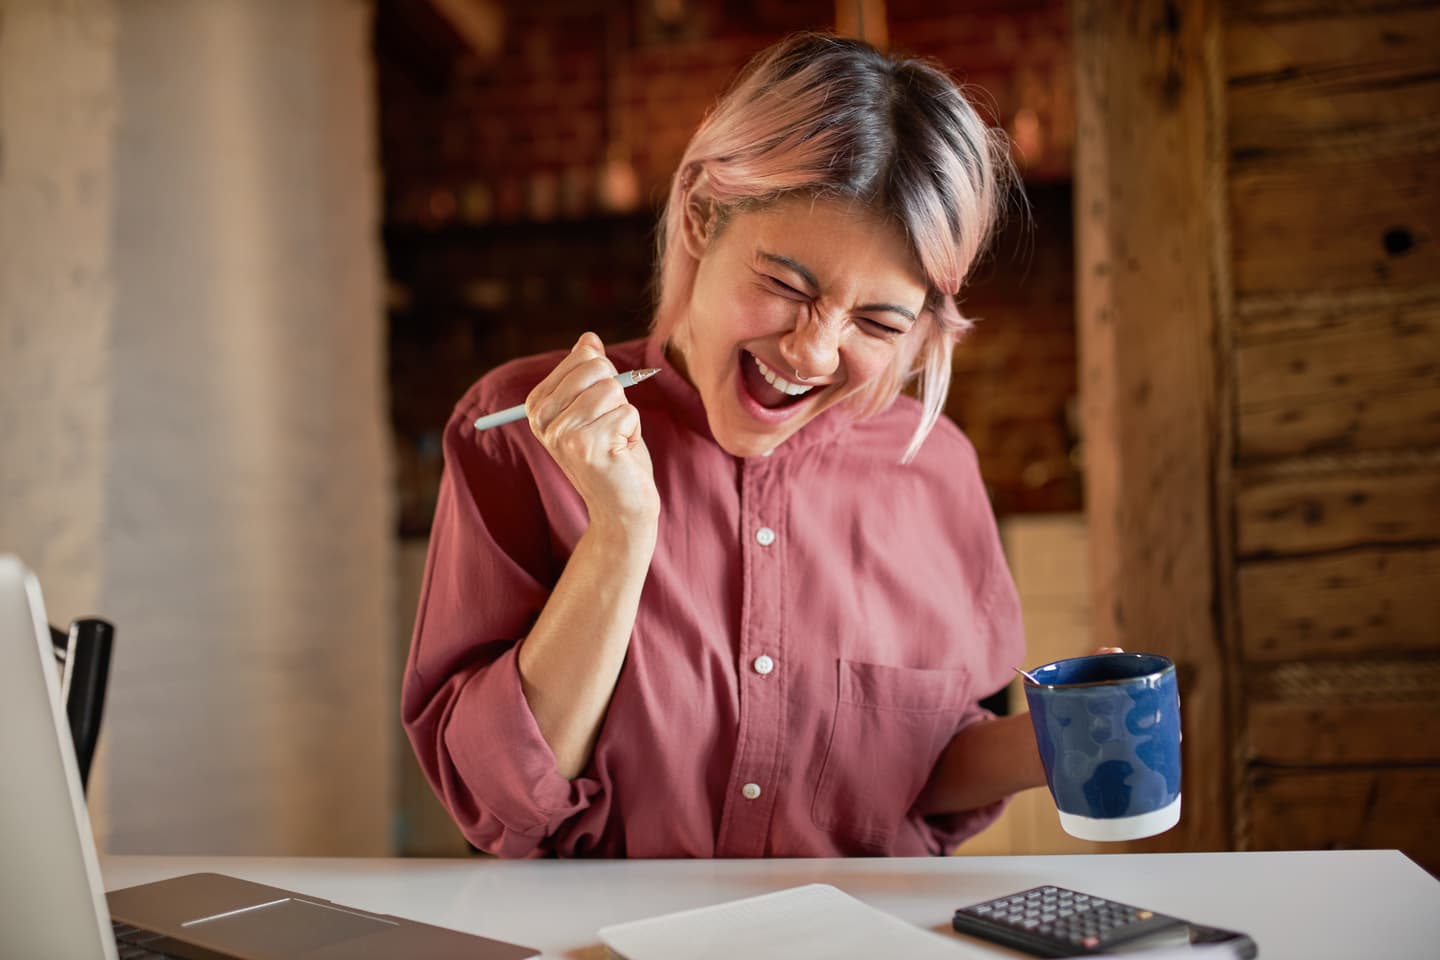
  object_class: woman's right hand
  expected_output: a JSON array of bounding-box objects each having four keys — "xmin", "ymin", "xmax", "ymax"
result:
[{"xmin": 526, "ymin": 332, "xmax": 660, "ymax": 533}]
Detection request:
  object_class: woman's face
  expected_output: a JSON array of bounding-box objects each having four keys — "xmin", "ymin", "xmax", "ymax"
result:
[{"xmin": 671, "ymin": 196, "xmax": 929, "ymax": 458}]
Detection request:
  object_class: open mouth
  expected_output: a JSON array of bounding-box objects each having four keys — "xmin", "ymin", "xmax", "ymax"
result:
[{"xmin": 741, "ymin": 352, "xmax": 815, "ymax": 410}]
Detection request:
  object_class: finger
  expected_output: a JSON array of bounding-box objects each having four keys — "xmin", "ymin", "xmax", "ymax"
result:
[
  {"xmin": 591, "ymin": 399, "xmax": 644, "ymax": 454},
  {"xmin": 551, "ymin": 400, "xmax": 644, "ymax": 467},
  {"xmin": 541, "ymin": 357, "xmax": 620, "ymax": 428},
  {"xmin": 532, "ymin": 333, "xmax": 606, "ymax": 401},
  {"xmin": 526, "ymin": 332, "xmax": 609, "ymax": 420},
  {"xmin": 546, "ymin": 373, "xmax": 628, "ymax": 438},
  {"xmin": 530, "ymin": 353, "xmax": 618, "ymax": 433}
]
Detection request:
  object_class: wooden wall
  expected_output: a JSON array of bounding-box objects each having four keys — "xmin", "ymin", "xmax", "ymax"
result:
[
  {"xmin": 1222, "ymin": 0, "xmax": 1440, "ymax": 874},
  {"xmin": 1077, "ymin": 0, "xmax": 1440, "ymax": 873}
]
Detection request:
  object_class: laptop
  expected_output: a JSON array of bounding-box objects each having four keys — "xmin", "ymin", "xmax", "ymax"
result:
[{"xmin": 0, "ymin": 554, "xmax": 538, "ymax": 960}]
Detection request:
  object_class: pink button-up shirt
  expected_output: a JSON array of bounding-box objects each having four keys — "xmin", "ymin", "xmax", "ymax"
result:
[{"xmin": 402, "ymin": 337, "xmax": 1025, "ymax": 858}]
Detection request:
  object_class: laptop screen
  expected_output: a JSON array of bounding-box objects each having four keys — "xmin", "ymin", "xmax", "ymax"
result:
[{"xmin": 0, "ymin": 555, "xmax": 118, "ymax": 960}]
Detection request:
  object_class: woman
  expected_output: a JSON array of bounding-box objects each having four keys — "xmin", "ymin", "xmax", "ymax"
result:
[{"xmin": 403, "ymin": 33, "xmax": 1044, "ymax": 858}]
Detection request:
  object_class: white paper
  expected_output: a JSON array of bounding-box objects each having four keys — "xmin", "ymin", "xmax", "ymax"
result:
[{"xmin": 598, "ymin": 883, "xmax": 964, "ymax": 960}]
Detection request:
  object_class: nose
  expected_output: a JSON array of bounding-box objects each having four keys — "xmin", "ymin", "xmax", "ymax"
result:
[{"xmin": 778, "ymin": 308, "xmax": 841, "ymax": 382}]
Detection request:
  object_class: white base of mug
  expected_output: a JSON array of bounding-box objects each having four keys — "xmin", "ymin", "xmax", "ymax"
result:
[{"xmin": 1058, "ymin": 795, "xmax": 1182, "ymax": 842}]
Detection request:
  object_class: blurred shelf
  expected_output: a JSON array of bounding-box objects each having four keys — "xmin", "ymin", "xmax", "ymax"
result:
[{"xmin": 382, "ymin": 211, "xmax": 657, "ymax": 247}]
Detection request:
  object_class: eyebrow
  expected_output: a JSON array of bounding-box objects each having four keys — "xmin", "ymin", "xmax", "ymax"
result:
[{"xmin": 759, "ymin": 251, "xmax": 918, "ymax": 324}]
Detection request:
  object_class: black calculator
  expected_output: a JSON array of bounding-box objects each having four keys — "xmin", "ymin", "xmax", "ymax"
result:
[{"xmin": 951, "ymin": 885, "xmax": 1258, "ymax": 957}]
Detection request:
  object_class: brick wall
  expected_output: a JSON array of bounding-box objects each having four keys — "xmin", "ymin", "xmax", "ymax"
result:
[
  {"xmin": 951, "ymin": 181, "xmax": 1079, "ymax": 515},
  {"xmin": 379, "ymin": 0, "xmax": 1078, "ymax": 531},
  {"xmin": 380, "ymin": 0, "xmax": 1071, "ymax": 220}
]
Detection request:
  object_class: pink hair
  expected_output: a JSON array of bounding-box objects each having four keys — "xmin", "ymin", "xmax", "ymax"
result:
[{"xmin": 652, "ymin": 34, "xmax": 1015, "ymax": 462}]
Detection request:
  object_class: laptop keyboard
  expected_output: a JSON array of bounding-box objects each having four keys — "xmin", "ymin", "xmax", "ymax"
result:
[{"xmin": 111, "ymin": 920, "xmax": 192, "ymax": 959}]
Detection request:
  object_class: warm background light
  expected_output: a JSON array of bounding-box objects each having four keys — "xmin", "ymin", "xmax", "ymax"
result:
[{"xmin": 3, "ymin": 0, "xmax": 1435, "ymax": 875}]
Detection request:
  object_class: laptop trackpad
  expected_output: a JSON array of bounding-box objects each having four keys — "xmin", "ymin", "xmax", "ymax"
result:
[{"xmin": 186, "ymin": 897, "xmax": 396, "ymax": 954}]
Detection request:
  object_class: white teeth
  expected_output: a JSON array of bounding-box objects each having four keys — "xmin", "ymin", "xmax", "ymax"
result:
[{"xmin": 752, "ymin": 355, "xmax": 815, "ymax": 397}]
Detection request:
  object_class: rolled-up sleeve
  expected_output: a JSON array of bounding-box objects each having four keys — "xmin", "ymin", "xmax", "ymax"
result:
[{"xmin": 401, "ymin": 389, "xmax": 600, "ymax": 857}]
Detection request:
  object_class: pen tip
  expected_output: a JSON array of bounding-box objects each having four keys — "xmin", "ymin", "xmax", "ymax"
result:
[{"xmin": 635, "ymin": 367, "xmax": 661, "ymax": 382}]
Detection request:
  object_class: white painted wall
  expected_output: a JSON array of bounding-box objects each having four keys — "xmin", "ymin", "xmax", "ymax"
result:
[
  {"xmin": 0, "ymin": 0, "xmax": 116, "ymax": 626},
  {"xmin": 1, "ymin": 0, "xmax": 394, "ymax": 856}
]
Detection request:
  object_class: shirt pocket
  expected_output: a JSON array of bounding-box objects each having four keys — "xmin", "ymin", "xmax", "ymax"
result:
[{"xmin": 810, "ymin": 659, "xmax": 971, "ymax": 852}]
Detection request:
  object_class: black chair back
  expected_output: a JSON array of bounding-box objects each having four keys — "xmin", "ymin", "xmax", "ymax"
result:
[{"xmin": 49, "ymin": 618, "xmax": 114, "ymax": 793}]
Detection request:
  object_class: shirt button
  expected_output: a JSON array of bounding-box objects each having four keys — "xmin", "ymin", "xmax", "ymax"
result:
[
  {"xmin": 752, "ymin": 655, "xmax": 775, "ymax": 675},
  {"xmin": 741, "ymin": 782, "xmax": 762, "ymax": 801},
  {"xmin": 755, "ymin": 526, "xmax": 776, "ymax": 546}
]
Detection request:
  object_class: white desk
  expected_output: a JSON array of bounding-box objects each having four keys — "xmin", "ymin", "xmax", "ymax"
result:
[{"xmin": 103, "ymin": 850, "xmax": 1439, "ymax": 959}]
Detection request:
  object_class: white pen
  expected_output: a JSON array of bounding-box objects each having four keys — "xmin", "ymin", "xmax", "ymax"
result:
[{"xmin": 471, "ymin": 368, "xmax": 662, "ymax": 431}]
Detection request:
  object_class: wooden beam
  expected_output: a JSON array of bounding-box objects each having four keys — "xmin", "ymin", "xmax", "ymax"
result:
[
  {"xmin": 1073, "ymin": 0, "xmax": 1228, "ymax": 852},
  {"xmin": 834, "ymin": 0, "xmax": 888, "ymax": 50},
  {"xmin": 374, "ymin": 0, "xmax": 474, "ymax": 93},
  {"xmin": 426, "ymin": 0, "xmax": 503, "ymax": 60}
]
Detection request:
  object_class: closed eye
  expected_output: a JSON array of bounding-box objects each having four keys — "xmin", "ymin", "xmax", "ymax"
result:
[
  {"xmin": 762, "ymin": 270, "xmax": 911, "ymax": 338},
  {"xmin": 764, "ymin": 276, "xmax": 810, "ymax": 300},
  {"xmin": 857, "ymin": 317, "xmax": 907, "ymax": 339}
]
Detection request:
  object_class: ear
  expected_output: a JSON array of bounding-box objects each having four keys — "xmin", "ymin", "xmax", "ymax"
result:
[{"xmin": 680, "ymin": 174, "xmax": 719, "ymax": 260}]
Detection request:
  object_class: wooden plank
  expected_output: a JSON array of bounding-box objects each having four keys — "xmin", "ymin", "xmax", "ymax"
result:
[
  {"xmin": 1225, "ymin": 6, "xmax": 1440, "ymax": 163},
  {"xmin": 1234, "ymin": 298, "xmax": 1440, "ymax": 458},
  {"xmin": 1238, "ymin": 547, "xmax": 1440, "ymax": 661},
  {"xmin": 1247, "ymin": 657, "xmax": 1440, "ymax": 699},
  {"xmin": 1236, "ymin": 301, "xmax": 1440, "ymax": 406},
  {"xmin": 1238, "ymin": 387, "xmax": 1440, "ymax": 459},
  {"xmin": 1235, "ymin": 283, "xmax": 1440, "ymax": 336},
  {"xmin": 1230, "ymin": 152, "xmax": 1440, "ymax": 295},
  {"xmin": 1245, "ymin": 766, "xmax": 1440, "ymax": 876},
  {"xmin": 1236, "ymin": 468, "xmax": 1440, "ymax": 557},
  {"xmin": 1227, "ymin": 6, "xmax": 1440, "ymax": 75},
  {"xmin": 1248, "ymin": 700, "xmax": 1440, "ymax": 765},
  {"xmin": 1229, "ymin": 0, "xmax": 1440, "ymax": 20}
]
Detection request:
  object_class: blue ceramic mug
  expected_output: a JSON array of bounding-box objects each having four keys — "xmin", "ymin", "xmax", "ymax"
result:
[{"xmin": 1022, "ymin": 653, "xmax": 1181, "ymax": 841}]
